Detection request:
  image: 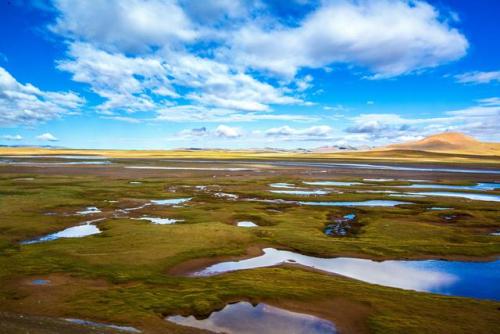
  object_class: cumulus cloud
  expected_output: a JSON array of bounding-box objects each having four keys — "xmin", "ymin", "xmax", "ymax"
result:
[
  {"xmin": 225, "ymin": 0, "xmax": 468, "ymax": 78},
  {"xmin": 57, "ymin": 43, "xmax": 175, "ymax": 113},
  {"xmin": 215, "ymin": 124, "xmax": 242, "ymax": 138},
  {"xmin": 0, "ymin": 66, "xmax": 83, "ymax": 126},
  {"xmin": 346, "ymin": 114, "xmax": 414, "ymax": 134},
  {"xmin": 177, "ymin": 125, "xmax": 246, "ymax": 139},
  {"xmin": 36, "ymin": 132, "xmax": 59, "ymax": 141},
  {"xmin": 164, "ymin": 51, "xmax": 302, "ymax": 111},
  {"xmin": 101, "ymin": 116, "xmax": 143, "ymax": 123},
  {"xmin": 178, "ymin": 126, "xmax": 208, "ymax": 137},
  {"xmin": 454, "ymin": 71, "xmax": 500, "ymax": 84},
  {"xmin": 57, "ymin": 43, "xmax": 302, "ymax": 114},
  {"xmin": 154, "ymin": 105, "xmax": 315, "ymax": 122},
  {"xmin": 346, "ymin": 98, "xmax": 500, "ymax": 143},
  {"xmin": 2, "ymin": 134, "xmax": 23, "ymax": 141},
  {"xmin": 51, "ymin": 0, "xmax": 197, "ymax": 52},
  {"xmin": 265, "ymin": 125, "xmax": 334, "ymax": 141},
  {"xmin": 45, "ymin": 0, "xmax": 470, "ymax": 126}
]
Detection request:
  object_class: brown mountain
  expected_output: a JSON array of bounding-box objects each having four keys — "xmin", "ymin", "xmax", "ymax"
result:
[{"xmin": 383, "ymin": 132, "xmax": 500, "ymax": 156}]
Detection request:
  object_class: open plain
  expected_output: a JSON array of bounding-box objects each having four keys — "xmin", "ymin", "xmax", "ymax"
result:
[{"xmin": 0, "ymin": 150, "xmax": 499, "ymax": 333}]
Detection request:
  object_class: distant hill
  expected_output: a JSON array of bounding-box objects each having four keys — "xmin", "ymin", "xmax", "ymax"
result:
[
  {"xmin": 311, "ymin": 145, "xmax": 361, "ymax": 153},
  {"xmin": 382, "ymin": 132, "xmax": 500, "ymax": 156}
]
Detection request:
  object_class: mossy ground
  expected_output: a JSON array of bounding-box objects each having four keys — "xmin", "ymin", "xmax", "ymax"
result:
[{"xmin": 0, "ymin": 162, "xmax": 499, "ymax": 333}]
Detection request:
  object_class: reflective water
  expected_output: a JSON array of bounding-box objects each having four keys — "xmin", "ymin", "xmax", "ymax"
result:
[
  {"xmin": 363, "ymin": 178, "xmax": 394, "ymax": 182},
  {"xmin": 31, "ymin": 279, "xmax": 50, "ymax": 285},
  {"xmin": 324, "ymin": 214, "xmax": 356, "ymax": 236},
  {"xmin": 166, "ymin": 301, "xmax": 336, "ymax": 334},
  {"xmin": 214, "ymin": 192, "xmax": 239, "ymax": 199},
  {"xmin": 150, "ymin": 198, "xmax": 191, "ymax": 205},
  {"xmin": 269, "ymin": 161, "xmax": 500, "ymax": 174},
  {"xmin": 270, "ymin": 189, "xmax": 330, "ymax": 195},
  {"xmin": 160, "ymin": 159, "xmax": 500, "ymax": 174},
  {"xmin": 193, "ymin": 248, "xmax": 500, "ymax": 300},
  {"xmin": 65, "ymin": 318, "xmax": 141, "ymax": 333},
  {"xmin": 407, "ymin": 192, "xmax": 500, "ymax": 202},
  {"xmin": 0, "ymin": 160, "xmax": 111, "ymax": 165},
  {"xmin": 135, "ymin": 217, "xmax": 183, "ymax": 225},
  {"xmin": 303, "ymin": 181, "xmax": 363, "ymax": 186},
  {"xmin": 237, "ymin": 221, "xmax": 258, "ymax": 227},
  {"xmin": 269, "ymin": 183, "xmax": 298, "ymax": 188},
  {"xmin": 126, "ymin": 166, "xmax": 253, "ymax": 171},
  {"xmin": 76, "ymin": 207, "xmax": 101, "ymax": 215},
  {"xmin": 21, "ymin": 219, "xmax": 104, "ymax": 244},
  {"xmin": 428, "ymin": 207, "xmax": 452, "ymax": 210},
  {"xmin": 389, "ymin": 193, "xmax": 426, "ymax": 198},
  {"xmin": 397, "ymin": 182, "xmax": 500, "ymax": 191},
  {"xmin": 299, "ymin": 200, "xmax": 410, "ymax": 207}
]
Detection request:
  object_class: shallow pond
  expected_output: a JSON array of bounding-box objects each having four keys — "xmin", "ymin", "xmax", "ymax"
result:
[
  {"xmin": 272, "ymin": 162, "xmax": 500, "ymax": 174},
  {"xmin": 150, "ymin": 198, "xmax": 191, "ymax": 205},
  {"xmin": 135, "ymin": 217, "xmax": 183, "ymax": 225},
  {"xmin": 269, "ymin": 182, "xmax": 298, "ymax": 188},
  {"xmin": 237, "ymin": 221, "xmax": 258, "ymax": 227},
  {"xmin": 126, "ymin": 166, "xmax": 253, "ymax": 171},
  {"xmin": 65, "ymin": 318, "xmax": 140, "ymax": 333},
  {"xmin": 397, "ymin": 182, "xmax": 500, "ymax": 191},
  {"xmin": 193, "ymin": 248, "xmax": 500, "ymax": 300},
  {"xmin": 303, "ymin": 181, "xmax": 363, "ymax": 186},
  {"xmin": 1, "ymin": 160, "xmax": 112, "ymax": 165},
  {"xmin": 270, "ymin": 189, "xmax": 330, "ymax": 195},
  {"xmin": 76, "ymin": 206, "xmax": 101, "ymax": 215},
  {"xmin": 407, "ymin": 191, "xmax": 500, "ymax": 202},
  {"xmin": 299, "ymin": 200, "xmax": 410, "ymax": 207},
  {"xmin": 31, "ymin": 279, "xmax": 50, "ymax": 285},
  {"xmin": 214, "ymin": 192, "xmax": 239, "ymax": 199},
  {"xmin": 21, "ymin": 219, "xmax": 104, "ymax": 244},
  {"xmin": 389, "ymin": 193, "xmax": 426, "ymax": 198},
  {"xmin": 324, "ymin": 214, "xmax": 356, "ymax": 236},
  {"xmin": 166, "ymin": 301, "xmax": 336, "ymax": 334}
]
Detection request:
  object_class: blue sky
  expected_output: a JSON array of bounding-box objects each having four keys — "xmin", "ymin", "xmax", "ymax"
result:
[{"xmin": 0, "ymin": 0, "xmax": 499, "ymax": 149}]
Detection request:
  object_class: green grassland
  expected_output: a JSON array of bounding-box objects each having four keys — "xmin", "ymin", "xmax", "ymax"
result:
[{"xmin": 0, "ymin": 170, "xmax": 499, "ymax": 333}]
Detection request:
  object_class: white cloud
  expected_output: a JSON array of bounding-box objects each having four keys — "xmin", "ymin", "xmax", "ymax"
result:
[
  {"xmin": 0, "ymin": 66, "xmax": 83, "ymax": 126},
  {"xmin": 34, "ymin": 0, "xmax": 477, "ymax": 133},
  {"xmin": 37, "ymin": 133, "xmax": 59, "ymax": 141},
  {"xmin": 225, "ymin": 0, "xmax": 467, "ymax": 78},
  {"xmin": 214, "ymin": 124, "xmax": 241, "ymax": 138},
  {"xmin": 455, "ymin": 71, "xmax": 500, "ymax": 84},
  {"xmin": 178, "ymin": 126, "xmax": 208, "ymax": 138},
  {"xmin": 51, "ymin": 0, "xmax": 197, "ymax": 52},
  {"xmin": 2, "ymin": 134, "xmax": 23, "ymax": 141},
  {"xmin": 57, "ymin": 43, "xmax": 303, "ymax": 115},
  {"xmin": 265, "ymin": 125, "xmax": 334, "ymax": 141},
  {"xmin": 181, "ymin": 0, "xmax": 249, "ymax": 23},
  {"xmin": 57, "ymin": 43, "xmax": 175, "ymax": 113},
  {"xmin": 101, "ymin": 116, "xmax": 143, "ymax": 123},
  {"xmin": 166, "ymin": 51, "xmax": 302, "ymax": 111},
  {"xmin": 154, "ymin": 105, "xmax": 316, "ymax": 122},
  {"xmin": 478, "ymin": 97, "xmax": 500, "ymax": 106},
  {"xmin": 346, "ymin": 98, "xmax": 500, "ymax": 143}
]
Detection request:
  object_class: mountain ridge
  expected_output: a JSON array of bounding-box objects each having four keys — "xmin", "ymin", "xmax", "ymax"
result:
[{"xmin": 381, "ymin": 132, "xmax": 500, "ymax": 155}]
